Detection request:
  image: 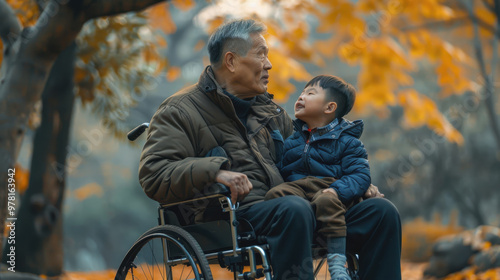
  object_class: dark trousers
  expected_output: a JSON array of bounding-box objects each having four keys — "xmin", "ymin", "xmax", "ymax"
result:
[
  {"xmin": 238, "ymin": 197, "xmax": 402, "ymax": 280},
  {"xmin": 345, "ymin": 198, "xmax": 402, "ymax": 280},
  {"xmin": 237, "ymin": 196, "xmax": 316, "ymax": 280}
]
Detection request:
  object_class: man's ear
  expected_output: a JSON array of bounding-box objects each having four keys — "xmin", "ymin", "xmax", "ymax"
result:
[
  {"xmin": 325, "ymin": 101, "xmax": 337, "ymax": 115},
  {"xmin": 224, "ymin": 52, "xmax": 237, "ymax": 73}
]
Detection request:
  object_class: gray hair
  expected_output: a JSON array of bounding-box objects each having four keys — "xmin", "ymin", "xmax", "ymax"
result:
[{"xmin": 207, "ymin": 19, "xmax": 266, "ymax": 68}]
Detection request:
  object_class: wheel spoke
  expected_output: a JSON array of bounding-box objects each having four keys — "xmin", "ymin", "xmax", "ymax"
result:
[{"xmin": 115, "ymin": 225, "xmax": 212, "ymax": 280}]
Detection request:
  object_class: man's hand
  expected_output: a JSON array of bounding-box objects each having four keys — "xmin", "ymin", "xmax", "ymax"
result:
[
  {"xmin": 363, "ymin": 184, "xmax": 385, "ymax": 199},
  {"xmin": 216, "ymin": 170, "xmax": 253, "ymax": 205}
]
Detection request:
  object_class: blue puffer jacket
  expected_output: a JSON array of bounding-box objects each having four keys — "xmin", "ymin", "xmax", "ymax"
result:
[{"xmin": 279, "ymin": 118, "xmax": 371, "ymax": 205}]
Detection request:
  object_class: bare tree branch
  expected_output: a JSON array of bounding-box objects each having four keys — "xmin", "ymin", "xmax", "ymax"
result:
[
  {"xmin": 493, "ymin": 3, "xmax": 500, "ymax": 83},
  {"xmin": 25, "ymin": 0, "xmax": 165, "ymax": 62},
  {"xmin": 492, "ymin": 21, "xmax": 499, "ymax": 85},
  {"xmin": 482, "ymin": 0, "xmax": 496, "ymax": 13},
  {"xmin": 85, "ymin": 0, "xmax": 166, "ymax": 19},
  {"xmin": 460, "ymin": 0, "xmax": 500, "ymax": 150},
  {"xmin": 399, "ymin": 15, "xmax": 500, "ymax": 39},
  {"xmin": 0, "ymin": 0, "xmax": 22, "ymax": 45},
  {"xmin": 495, "ymin": 0, "xmax": 500, "ymax": 19}
]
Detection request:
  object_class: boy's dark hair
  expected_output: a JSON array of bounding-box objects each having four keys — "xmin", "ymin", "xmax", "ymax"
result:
[{"xmin": 305, "ymin": 75, "xmax": 356, "ymax": 119}]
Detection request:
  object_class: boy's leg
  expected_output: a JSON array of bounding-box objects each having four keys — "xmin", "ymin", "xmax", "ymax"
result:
[
  {"xmin": 238, "ymin": 196, "xmax": 316, "ymax": 280},
  {"xmin": 264, "ymin": 178, "xmax": 312, "ymax": 200},
  {"xmin": 310, "ymin": 186, "xmax": 347, "ymax": 238},
  {"xmin": 345, "ymin": 198, "xmax": 402, "ymax": 280},
  {"xmin": 310, "ymin": 187, "xmax": 350, "ymax": 280}
]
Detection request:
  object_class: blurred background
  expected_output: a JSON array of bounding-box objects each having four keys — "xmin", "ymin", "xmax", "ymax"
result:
[{"xmin": 1, "ymin": 0, "xmax": 499, "ymax": 278}]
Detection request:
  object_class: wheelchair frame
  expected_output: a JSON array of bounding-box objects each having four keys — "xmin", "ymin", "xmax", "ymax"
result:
[{"xmin": 159, "ymin": 191, "xmax": 273, "ymax": 279}]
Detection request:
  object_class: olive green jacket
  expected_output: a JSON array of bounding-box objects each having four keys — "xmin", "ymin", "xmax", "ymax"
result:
[{"xmin": 139, "ymin": 66, "xmax": 293, "ymax": 207}]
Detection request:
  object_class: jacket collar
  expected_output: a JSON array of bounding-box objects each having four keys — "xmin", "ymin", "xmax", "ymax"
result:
[
  {"xmin": 293, "ymin": 118, "xmax": 364, "ymax": 140},
  {"xmin": 198, "ymin": 66, "xmax": 284, "ymax": 120}
]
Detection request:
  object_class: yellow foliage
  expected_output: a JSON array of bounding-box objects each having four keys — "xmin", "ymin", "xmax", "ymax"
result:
[
  {"xmin": 172, "ymin": 0, "xmax": 195, "ymax": 11},
  {"xmin": 166, "ymin": 66, "xmax": 182, "ymax": 82},
  {"xmin": 73, "ymin": 12, "xmax": 167, "ymax": 136},
  {"xmin": 0, "ymin": 0, "xmax": 39, "ymax": 66},
  {"xmin": 156, "ymin": 34, "xmax": 168, "ymax": 48},
  {"xmin": 398, "ymin": 89, "xmax": 464, "ymax": 145},
  {"xmin": 339, "ymin": 42, "xmax": 364, "ymax": 65},
  {"xmin": 73, "ymin": 183, "xmax": 103, "ymax": 201},
  {"xmin": 1, "ymin": 0, "xmax": 493, "ymax": 146},
  {"xmin": 60, "ymin": 270, "xmax": 116, "ymax": 280},
  {"xmin": 402, "ymin": 214, "xmax": 463, "ymax": 262},
  {"xmin": 206, "ymin": 16, "xmax": 227, "ymax": 34},
  {"xmin": 444, "ymin": 267, "xmax": 500, "ymax": 280},
  {"xmin": 13, "ymin": 163, "xmax": 30, "ymax": 195},
  {"xmin": 314, "ymin": 37, "xmax": 344, "ymax": 58},
  {"xmin": 148, "ymin": 3, "xmax": 177, "ymax": 34},
  {"xmin": 56, "ymin": 262, "xmax": 500, "ymax": 280},
  {"xmin": 350, "ymin": 37, "xmax": 415, "ymax": 119},
  {"xmin": 399, "ymin": 30, "xmax": 473, "ymax": 96},
  {"xmin": 401, "ymin": 0, "xmax": 455, "ymax": 22},
  {"xmin": 264, "ymin": 20, "xmax": 323, "ymax": 66},
  {"xmin": 194, "ymin": 39, "xmax": 206, "ymax": 52},
  {"xmin": 266, "ymin": 51, "xmax": 312, "ymax": 103},
  {"xmin": 316, "ymin": 1, "xmax": 365, "ymax": 35},
  {"xmin": 6, "ymin": 0, "xmax": 39, "ymax": 26},
  {"xmin": 475, "ymin": 6, "xmax": 497, "ymax": 37},
  {"xmin": 372, "ymin": 149, "xmax": 396, "ymax": 161}
]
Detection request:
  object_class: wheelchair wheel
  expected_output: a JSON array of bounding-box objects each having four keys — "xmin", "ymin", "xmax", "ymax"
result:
[{"xmin": 115, "ymin": 225, "xmax": 212, "ymax": 280}]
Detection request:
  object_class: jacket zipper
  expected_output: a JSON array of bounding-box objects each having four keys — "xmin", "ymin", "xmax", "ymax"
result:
[{"xmin": 303, "ymin": 128, "xmax": 312, "ymax": 174}]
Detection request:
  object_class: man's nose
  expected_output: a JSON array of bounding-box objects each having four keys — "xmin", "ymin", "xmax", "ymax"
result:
[{"xmin": 264, "ymin": 56, "xmax": 272, "ymax": 70}]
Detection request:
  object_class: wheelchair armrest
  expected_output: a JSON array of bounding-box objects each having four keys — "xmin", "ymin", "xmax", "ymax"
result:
[
  {"xmin": 201, "ymin": 183, "xmax": 230, "ymax": 197},
  {"xmin": 160, "ymin": 183, "xmax": 231, "ymax": 209},
  {"xmin": 158, "ymin": 183, "xmax": 231, "ymax": 226}
]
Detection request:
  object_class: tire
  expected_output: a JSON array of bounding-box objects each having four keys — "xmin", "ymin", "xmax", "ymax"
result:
[{"xmin": 115, "ymin": 225, "xmax": 213, "ymax": 280}]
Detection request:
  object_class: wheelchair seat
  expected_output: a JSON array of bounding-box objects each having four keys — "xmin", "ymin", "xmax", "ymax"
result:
[{"xmin": 158, "ymin": 184, "xmax": 267, "ymax": 255}]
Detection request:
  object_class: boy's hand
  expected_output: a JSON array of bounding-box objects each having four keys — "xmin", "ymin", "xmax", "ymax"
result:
[
  {"xmin": 322, "ymin": 188, "xmax": 339, "ymax": 198},
  {"xmin": 363, "ymin": 184, "xmax": 384, "ymax": 199}
]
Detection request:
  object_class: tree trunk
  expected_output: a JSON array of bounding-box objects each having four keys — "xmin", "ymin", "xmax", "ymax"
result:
[
  {"xmin": 3, "ymin": 42, "xmax": 76, "ymax": 276},
  {"xmin": 0, "ymin": 0, "xmax": 164, "ymax": 265}
]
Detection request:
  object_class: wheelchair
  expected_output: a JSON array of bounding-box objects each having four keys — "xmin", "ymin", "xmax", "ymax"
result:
[{"xmin": 114, "ymin": 123, "xmax": 360, "ymax": 280}]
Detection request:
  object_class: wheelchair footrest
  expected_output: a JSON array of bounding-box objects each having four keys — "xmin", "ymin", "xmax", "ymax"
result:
[
  {"xmin": 241, "ymin": 268, "xmax": 265, "ymax": 280},
  {"xmin": 218, "ymin": 251, "xmax": 244, "ymax": 271}
]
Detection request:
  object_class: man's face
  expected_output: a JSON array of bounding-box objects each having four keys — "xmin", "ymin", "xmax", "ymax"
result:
[
  {"xmin": 294, "ymin": 83, "xmax": 330, "ymax": 124},
  {"xmin": 231, "ymin": 33, "xmax": 272, "ymax": 98}
]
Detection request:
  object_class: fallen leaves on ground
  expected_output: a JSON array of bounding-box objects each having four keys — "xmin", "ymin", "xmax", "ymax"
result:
[{"xmin": 56, "ymin": 262, "xmax": 500, "ymax": 280}]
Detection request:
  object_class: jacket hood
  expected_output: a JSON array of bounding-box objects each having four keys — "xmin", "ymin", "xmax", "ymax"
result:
[{"xmin": 293, "ymin": 118, "xmax": 364, "ymax": 140}]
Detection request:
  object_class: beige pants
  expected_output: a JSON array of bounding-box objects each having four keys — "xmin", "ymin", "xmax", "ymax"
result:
[{"xmin": 265, "ymin": 176, "xmax": 349, "ymax": 238}]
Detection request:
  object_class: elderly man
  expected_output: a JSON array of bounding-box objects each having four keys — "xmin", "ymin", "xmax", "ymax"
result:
[{"xmin": 139, "ymin": 19, "xmax": 401, "ymax": 280}]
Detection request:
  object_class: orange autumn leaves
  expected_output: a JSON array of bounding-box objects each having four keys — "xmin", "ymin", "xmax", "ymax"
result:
[
  {"xmin": 297, "ymin": 0, "xmax": 477, "ymax": 145},
  {"xmin": 192, "ymin": 0, "xmax": 490, "ymax": 145},
  {"xmin": 3, "ymin": 0, "xmax": 496, "ymax": 144}
]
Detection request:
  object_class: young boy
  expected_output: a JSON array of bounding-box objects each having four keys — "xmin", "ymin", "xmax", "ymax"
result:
[{"xmin": 265, "ymin": 75, "xmax": 371, "ymax": 280}]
